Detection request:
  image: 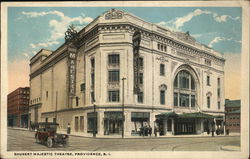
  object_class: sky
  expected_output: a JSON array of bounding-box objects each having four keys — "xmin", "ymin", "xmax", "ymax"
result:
[{"xmin": 7, "ymin": 7, "xmax": 242, "ymax": 99}]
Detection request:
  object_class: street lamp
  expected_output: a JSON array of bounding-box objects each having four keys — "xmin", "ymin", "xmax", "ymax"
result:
[{"xmin": 121, "ymin": 77, "xmax": 126, "ymax": 138}]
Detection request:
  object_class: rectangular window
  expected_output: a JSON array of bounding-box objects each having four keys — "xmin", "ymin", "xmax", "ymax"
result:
[
  {"xmin": 91, "ymin": 58, "xmax": 95, "ymax": 68},
  {"xmin": 138, "ymin": 57, "xmax": 143, "ymax": 68},
  {"xmin": 217, "ymin": 101, "xmax": 220, "ymax": 109},
  {"xmin": 207, "ymin": 76, "xmax": 210, "ymax": 86},
  {"xmin": 164, "ymin": 46, "xmax": 167, "ymax": 52},
  {"xmin": 75, "ymin": 116, "xmax": 79, "ymax": 132},
  {"xmin": 217, "ymin": 78, "xmax": 220, "ymax": 87},
  {"xmin": 160, "ymin": 64, "xmax": 165, "ymax": 76},
  {"xmin": 80, "ymin": 116, "xmax": 84, "ymax": 132},
  {"xmin": 76, "ymin": 96, "xmax": 79, "ymax": 106},
  {"xmin": 91, "ymin": 92, "xmax": 95, "ymax": 103},
  {"xmin": 217, "ymin": 88, "xmax": 221, "ymax": 98},
  {"xmin": 108, "ymin": 54, "xmax": 119, "ymax": 65},
  {"xmin": 157, "ymin": 43, "xmax": 160, "ymax": 50},
  {"xmin": 139, "ymin": 73, "xmax": 143, "ymax": 84},
  {"xmin": 46, "ymin": 91, "xmax": 48, "ymax": 99},
  {"xmin": 137, "ymin": 92, "xmax": 143, "ymax": 103},
  {"xmin": 180, "ymin": 93, "xmax": 189, "ymax": 107},
  {"xmin": 80, "ymin": 83, "xmax": 85, "ymax": 92},
  {"xmin": 108, "ymin": 91, "xmax": 119, "ymax": 102},
  {"xmin": 191, "ymin": 95, "xmax": 195, "ymax": 107},
  {"xmin": 91, "ymin": 73, "xmax": 95, "ymax": 87},
  {"xmin": 174, "ymin": 93, "xmax": 178, "ymax": 106},
  {"xmin": 108, "ymin": 70, "xmax": 120, "ymax": 82},
  {"xmin": 160, "ymin": 90, "xmax": 165, "ymax": 105},
  {"xmin": 207, "ymin": 96, "xmax": 211, "ymax": 108},
  {"xmin": 45, "ymin": 117, "xmax": 48, "ymax": 122}
]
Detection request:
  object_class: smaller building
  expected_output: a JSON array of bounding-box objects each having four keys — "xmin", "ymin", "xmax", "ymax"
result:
[
  {"xmin": 225, "ymin": 99, "xmax": 240, "ymax": 133},
  {"xmin": 7, "ymin": 87, "xmax": 30, "ymax": 128}
]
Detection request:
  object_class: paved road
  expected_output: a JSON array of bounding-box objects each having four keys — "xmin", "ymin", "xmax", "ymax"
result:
[{"xmin": 7, "ymin": 128, "xmax": 240, "ymax": 151}]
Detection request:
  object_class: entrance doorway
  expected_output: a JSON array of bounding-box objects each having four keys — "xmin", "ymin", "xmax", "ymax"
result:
[
  {"xmin": 174, "ymin": 118, "xmax": 196, "ymax": 135},
  {"xmin": 104, "ymin": 112, "xmax": 123, "ymax": 135}
]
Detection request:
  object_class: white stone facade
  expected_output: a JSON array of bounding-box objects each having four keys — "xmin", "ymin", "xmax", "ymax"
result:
[{"xmin": 29, "ymin": 9, "xmax": 225, "ymax": 137}]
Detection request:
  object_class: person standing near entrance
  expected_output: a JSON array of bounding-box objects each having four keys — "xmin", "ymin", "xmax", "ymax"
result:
[
  {"xmin": 211, "ymin": 121, "xmax": 215, "ymax": 137},
  {"xmin": 149, "ymin": 126, "xmax": 152, "ymax": 136},
  {"xmin": 154, "ymin": 126, "xmax": 157, "ymax": 137},
  {"xmin": 67, "ymin": 123, "xmax": 71, "ymax": 134}
]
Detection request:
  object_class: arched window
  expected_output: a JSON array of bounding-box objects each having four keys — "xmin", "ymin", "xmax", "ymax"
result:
[{"xmin": 173, "ymin": 70, "xmax": 197, "ymax": 108}]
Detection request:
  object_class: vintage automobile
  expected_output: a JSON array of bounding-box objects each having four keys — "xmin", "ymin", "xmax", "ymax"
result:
[{"xmin": 35, "ymin": 122, "xmax": 69, "ymax": 148}]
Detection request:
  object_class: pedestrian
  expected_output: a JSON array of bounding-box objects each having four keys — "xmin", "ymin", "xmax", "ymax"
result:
[
  {"xmin": 154, "ymin": 126, "xmax": 157, "ymax": 137},
  {"xmin": 142, "ymin": 126, "xmax": 145, "ymax": 137},
  {"xmin": 211, "ymin": 122, "xmax": 215, "ymax": 137},
  {"xmin": 67, "ymin": 123, "xmax": 71, "ymax": 134},
  {"xmin": 149, "ymin": 126, "xmax": 152, "ymax": 136}
]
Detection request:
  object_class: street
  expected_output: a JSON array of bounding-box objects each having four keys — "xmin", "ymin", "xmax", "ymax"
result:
[{"xmin": 7, "ymin": 128, "xmax": 240, "ymax": 151}]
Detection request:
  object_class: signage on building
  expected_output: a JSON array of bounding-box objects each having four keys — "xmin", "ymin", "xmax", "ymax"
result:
[
  {"xmin": 133, "ymin": 31, "xmax": 141, "ymax": 94},
  {"xmin": 68, "ymin": 46, "xmax": 77, "ymax": 96}
]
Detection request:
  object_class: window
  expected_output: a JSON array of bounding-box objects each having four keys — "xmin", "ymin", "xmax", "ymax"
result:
[
  {"xmin": 80, "ymin": 83, "xmax": 86, "ymax": 92},
  {"xmin": 75, "ymin": 116, "xmax": 79, "ymax": 132},
  {"xmin": 53, "ymin": 118, "xmax": 56, "ymax": 123},
  {"xmin": 108, "ymin": 91, "xmax": 119, "ymax": 102},
  {"xmin": 157, "ymin": 43, "xmax": 160, "ymax": 50},
  {"xmin": 218, "ymin": 101, "xmax": 220, "ymax": 109},
  {"xmin": 217, "ymin": 78, "xmax": 221, "ymax": 87},
  {"xmin": 91, "ymin": 73, "xmax": 95, "ymax": 87},
  {"xmin": 45, "ymin": 118, "xmax": 48, "ymax": 122},
  {"xmin": 207, "ymin": 75, "xmax": 210, "ymax": 86},
  {"xmin": 80, "ymin": 116, "xmax": 84, "ymax": 132},
  {"xmin": 205, "ymin": 59, "xmax": 211, "ymax": 66},
  {"xmin": 160, "ymin": 90, "xmax": 165, "ymax": 105},
  {"xmin": 108, "ymin": 70, "xmax": 119, "ymax": 82},
  {"xmin": 139, "ymin": 73, "xmax": 143, "ymax": 84},
  {"xmin": 217, "ymin": 88, "xmax": 221, "ymax": 98},
  {"xmin": 137, "ymin": 92, "xmax": 143, "ymax": 103},
  {"xmin": 46, "ymin": 91, "xmax": 48, "ymax": 99},
  {"xmin": 108, "ymin": 54, "xmax": 119, "ymax": 65},
  {"xmin": 138, "ymin": 57, "xmax": 143, "ymax": 68},
  {"xmin": 91, "ymin": 58, "xmax": 95, "ymax": 68},
  {"xmin": 76, "ymin": 96, "xmax": 79, "ymax": 106},
  {"xmin": 174, "ymin": 93, "xmax": 178, "ymax": 106},
  {"xmin": 180, "ymin": 93, "xmax": 189, "ymax": 107},
  {"xmin": 164, "ymin": 46, "xmax": 167, "ymax": 52},
  {"xmin": 174, "ymin": 70, "xmax": 196, "ymax": 108},
  {"xmin": 191, "ymin": 95, "xmax": 195, "ymax": 107},
  {"xmin": 160, "ymin": 64, "xmax": 165, "ymax": 76},
  {"xmin": 91, "ymin": 92, "xmax": 95, "ymax": 103},
  {"xmin": 207, "ymin": 96, "xmax": 211, "ymax": 108}
]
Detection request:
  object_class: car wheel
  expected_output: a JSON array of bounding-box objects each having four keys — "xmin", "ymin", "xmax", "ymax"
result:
[
  {"xmin": 35, "ymin": 135, "xmax": 40, "ymax": 143},
  {"xmin": 46, "ymin": 137, "xmax": 53, "ymax": 148}
]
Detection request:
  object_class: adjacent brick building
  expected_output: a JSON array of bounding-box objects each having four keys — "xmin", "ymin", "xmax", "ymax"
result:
[
  {"xmin": 225, "ymin": 99, "xmax": 240, "ymax": 133},
  {"xmin": 7, "ymin": 87, "xmax": 30, "ymax": 127}
]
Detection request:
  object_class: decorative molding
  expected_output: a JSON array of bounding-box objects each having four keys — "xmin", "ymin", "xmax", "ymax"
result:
[
  {"xmin": 206, "ymin": 92, "xmax": 212, "ymax": 96},
  {"xmin": 171, "ymin": 61, "xmax": 178, "ymax": 73},
  {"xmin": 156, "ymin": 56, "xmax": 168, "ymax": 63},
  {"xmin": 195, "ymin": 68, "xmax": 201, "ymax": 77},
  {"xmin": 159, "ymin": 84, "xmax": 167, "ymax": 91},
  {"xmin": 105, "ymin": 9, "xmax": 123, "ymax": 20}
]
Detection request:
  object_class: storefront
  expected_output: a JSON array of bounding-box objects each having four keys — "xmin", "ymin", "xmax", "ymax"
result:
[
  {"xmin": 131, "ymin": 112, "xmax": 150, "ymax": 135},
  {"xmin": 87, "ymin": 112, "xmax": 97, "ymax": 133},
  {"xmin": 104, "ymin": 111, "xmax": 123, "ymax": 135}
]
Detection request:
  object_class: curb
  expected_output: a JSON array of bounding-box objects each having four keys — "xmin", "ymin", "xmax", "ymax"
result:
[
  {"xmin": 9, "ymin": 128, "xmax": 240, "ymax": 139},
  {"xmin": 220, "ymin": 146, "xmax": 240, "ymax": 151}
]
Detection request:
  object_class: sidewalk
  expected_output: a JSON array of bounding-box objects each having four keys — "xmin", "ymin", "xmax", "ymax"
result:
[
  {"xmin": 8, "ymin": 127, "xmax": 240, "ymax": 139},
  {"xmin": 220, "ymin": 145, "xmax": 240, "ymax": 151}
]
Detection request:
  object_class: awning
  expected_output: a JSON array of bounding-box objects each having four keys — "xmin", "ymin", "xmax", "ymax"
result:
[
  {"xmin": 156, "ymin": 112, "xmax": 178, "ymax": 119},
  {"xmin": 104, "ymin": 112, "xmax": 123, "ymax": 120},
  {"xmin": 178, "ymin": 112, "xmax": 214, "ymax": 119}
]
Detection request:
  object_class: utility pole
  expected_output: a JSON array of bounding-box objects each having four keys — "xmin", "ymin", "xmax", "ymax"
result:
[
  {"xmin": 55, "ymin": 91, "xmax": 58, "ymax": 123},
  {"xmin": 93, "ymin": 99, "xmax": 96, "ymax": 138},
  {"xmin": 122, "ymin": 77, "xmax": 126, "ymax": 138}
]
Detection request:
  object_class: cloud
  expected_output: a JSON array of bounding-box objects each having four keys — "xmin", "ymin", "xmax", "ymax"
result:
[
  {"xmin": 22, "ymin": 10, "xmax": 93, "ymax": 51},
  {"xmin": 8, "ymin": 59, "xmax": 30, "ymax": 93},
  {"xmin": 157, "ymin": 9, "xmax": 240, "ymax": 31},
  {"xmin": 208, "ymin": 36, "xmax": 232, "ymax": 47},
  {"xmin": 30, "ymin": 41, "xmax": 59, "ymax": 49}
]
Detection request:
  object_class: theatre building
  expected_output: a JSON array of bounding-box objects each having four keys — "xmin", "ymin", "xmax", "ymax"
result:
[{"xmin": 29, "ymin": 9, "xmax": 225, "ymax": 137}]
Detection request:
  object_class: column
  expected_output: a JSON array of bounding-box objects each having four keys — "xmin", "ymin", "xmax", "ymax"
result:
[
  {"xmin": 163, "ymin": 119, "xmax": 168, "ymax": 135},
  {"xmin": 98, "ymin": 111, "xmax": 104, "ymax": 136},
  {"xmin": 125, "ymin": 111, "xmax": 131, "ymax": 137},
  {"xmin": 172, "ymin": 119, "xmax": 175, "ymax": 135}
]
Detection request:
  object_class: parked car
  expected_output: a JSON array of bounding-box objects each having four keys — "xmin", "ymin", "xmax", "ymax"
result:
[{"xmin": 35, "ymin": 122, "xmax": 69, "ymax": 148}]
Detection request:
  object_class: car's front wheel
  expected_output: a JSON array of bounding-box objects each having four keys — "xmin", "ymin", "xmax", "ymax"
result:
[
  {"xmin": 35, "ymin": 135, "xmax": 40, "ymax": 143},
  {"xmin": 46, "ymin": 137, "xmax": 53, "ymax": 148}
]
